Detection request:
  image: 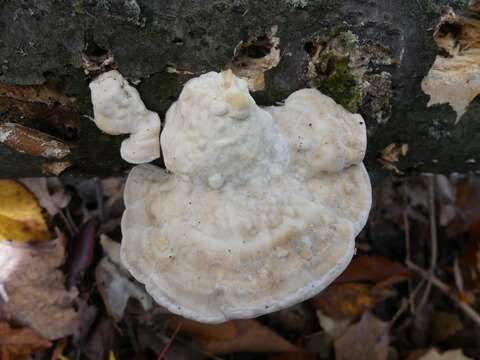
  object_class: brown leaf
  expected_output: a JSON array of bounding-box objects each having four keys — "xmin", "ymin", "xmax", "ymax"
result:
[
  {"xmin": 335, "ymin": 256, "xmax": 413, "ymax": 284},
  {"xmin": 311, "ymin": 283, "xmax": 393, "ymax": 320},
  {"xmin": 170, "ymin": 317, "xmax": 300, "ymax": 354},
  {"xmin": 334, "ymin": 312, "xmax": 389, "ymax": 360},
  {"xmin": 0, "ymin": 234, "xmax": 81, "ymax": 340},
  {"xmin": 0, "ymin": 322, "xmax": 52, "ymax": 360},
  {"xmin": 42, "ymin": 161, "xmax": 72, "ymax": 176},
  {"xmin": 65, "ymin": 218, "xmax": 97, "ymax": 289},
  {"xmin": 459, "ymin": 218, "xmax": 480, "ymax": 291},
  {"xmin": 432, "ymin": 312, "xmax": 463, "ymax": 343},
  {"xmin": 168, "ymin": 316, "xmax": 238, "ymax": 342},
  {"xmin": 447, "ymin": 177, "xmax": 480, "ymax": 236},
  {"xmin": 0, "ymin": 82, "xmax": 74, "ymax": 106}
]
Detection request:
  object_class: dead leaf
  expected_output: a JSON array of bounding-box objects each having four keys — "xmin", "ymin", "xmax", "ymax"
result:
[
  {"xmin": 42, "ymin": 161, "xmax": 72, "ymax": 176},
  {"xmin": 380, "ymin": 143, "xmax": 409, "ymax": 163},
  {"xmin": 0, "ymin": 180, "xmax": 49, "ymax": 242},
  {"xmin": 334, "ymin": 312, "xmax": 389, "ymax": 360},
  {"xmin": 0, "ymin": 233, "xmax": 81, "ymax": 340},
  {"xmin": 447, "ymin": 177, "xmax": 480, "ymax": 236},
  {"xmin": 378, "ymin": 143, "xmax": 409, "ymax": 174},
  {"xmin": 432, "ymin": 312, "xmax": 463, "ymax": 343},
  {"xmin": 316, "ymin": 310, "xmax": 350, "ymax": 338},
  {"xmin": 311, "ymin": 283, "xmax": 393, "ymax": 320},
  {"xmin": 416, "ymin": 348, "xmax": 473, "ymax": 360},
  {"xmin": 84, "ymin": 317, "xmax": 116, "ymax": 360},
  {"xmin": 0, "ymin": 123, "xmax": 70, "ymax": 159},
  {"xmin": 51, "ymin": 337, "xmax": 68, "ymax": 360},
  {"xmin": 169, "ymin": 317, "xmax": 300, "ymax": 354},
  {"xmin": 20, "ymin": 178, "xmax": 71, "ymax": 217},
  {"xmin": 269, "ymin": 353, "xmax": 316, "ymax": 360},
  {"xmin": 65, "ymin": 218, "xmax": 97, "ymax": 289},
  {"xmin": 0, "ymin": 322, "xmax": 52, "ymax": 360},
  {"xmin": 168, "ymin": 316, "xmax": 238, "ymax": 342},
  {"xmin": 0, "ymin": 82, "xmax": 74, "ymax": 106},
  {"xmin": 459, "ymin": 218, "xmax": 480, "ymax": 291},
  {"xmin": 335, "ymin": 256, "xmax": 413, "ymax": 284},
  {"xmin": 95, "ymin": 235, "xmax": 152, "ymax": 321}
]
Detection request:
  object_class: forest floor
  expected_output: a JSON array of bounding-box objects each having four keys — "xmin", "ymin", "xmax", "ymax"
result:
[{"xmin": 0, "ymin": 173, "xmax": 480, "ymax": 360}]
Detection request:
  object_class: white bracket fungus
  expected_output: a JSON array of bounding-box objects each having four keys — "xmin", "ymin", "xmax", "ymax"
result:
[
  {"xmin": 89, "ymin": 70, "xmax": 161, "ymax": 163},
  {"xmin": 121, "ymin": 70, "xmax": 371, "ymax": 323},
  {"xmin": 421, "ymin": 6, "xmax": 480, "ymax": 122}
]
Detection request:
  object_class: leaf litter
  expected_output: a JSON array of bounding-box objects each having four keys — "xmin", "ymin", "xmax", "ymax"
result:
[{"xmin": 0, "ymin": 173, "xmax": 479, "ymax": 358}]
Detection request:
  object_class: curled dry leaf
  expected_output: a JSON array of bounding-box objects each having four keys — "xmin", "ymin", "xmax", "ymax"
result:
[
  {"xmin": 334, "ymin": 312, "xmax": 389, "ymax": 360},
  {"xmin": 168, "ymin": 317, "xmax": 301, "ymax": 354},
  {"xmin": 0, "ymin": 123, "xmax": 70, "ymax": 159},
  {"xmin": 0, "ymin": 234, "xmax": 81, "ymax": 340},
  {"xmin": 0, "ymin": 322, "xmax": 52, "ymax": 360},
  {"xmin": 378, "ymin": 143, "xmax": 409, "ymax": 174},
  {"xmin": 0, "ymin": 180, "xmax": 49, "ymax": 242},
  {"xmin": 95, "ymin": 235, "xmax": 152, "ymax": 321}
]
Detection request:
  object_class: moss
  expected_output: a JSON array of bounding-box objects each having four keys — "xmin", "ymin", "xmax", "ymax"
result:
[
  {"xmin": 311, "ymin": 54, "xmax": 362, "ymax": 112},
  {"xmin": 285, "ymin": 0, "xmax": 309, "ymax": 9},
  {"xmin": 72, "ymin": 0, "xmax": 84, "ymax": 15}
]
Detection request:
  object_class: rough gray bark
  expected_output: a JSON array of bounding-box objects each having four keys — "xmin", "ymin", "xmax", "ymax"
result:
[{"xmin": 0, "ymin": 0, "xmax": 478, "ymax": 181}]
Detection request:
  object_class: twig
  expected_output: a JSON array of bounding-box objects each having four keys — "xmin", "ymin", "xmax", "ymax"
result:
[
  {"xmin": 157, "ymin": 320, "xmax": 183, "ymax": 360},
  {"xmin": 453, "ymin": 257, "xmax": 465, "ymax": 294},
  {"xmin": 407, "ymin": 260, "xmax": 480, "ymax": 327},
  {"xmin": 389, "ymin": 278, "xmax": 426, "ymax": 329},
  {"xmin": 402, "ymin": 180, "xmax": 415, "ymax": 314},
  {"xmin": 419, "ymin": 176, "xmax": 438, "ymax": 309},
  {"xmin": 58, "ymin": 209, "xmax": 75, "ymax": 238},
  {"xmin": 95, "ymin": 177, "xmax": 105, "ymax": 223}
]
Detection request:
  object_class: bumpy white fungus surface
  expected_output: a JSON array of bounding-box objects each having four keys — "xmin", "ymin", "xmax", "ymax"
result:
[
  {"xmin": 89, "ymin": 70, "xmax": 161, "ymax": 163},
  {"xmin": 121, "ymin": 70, "xmax": 371, "ymax": 323}
]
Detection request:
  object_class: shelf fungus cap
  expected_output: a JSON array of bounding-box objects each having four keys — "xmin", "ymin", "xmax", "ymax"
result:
[
  {"xmin": 121, "ymin": 70, "xmax": 371, "ymax": 323},
  {"xmin": 89, "ymin": 70, "xmax": 161, "ymax": 164}
]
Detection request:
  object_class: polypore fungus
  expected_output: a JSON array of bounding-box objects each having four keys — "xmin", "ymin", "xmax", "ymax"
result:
[
  {"xmin": 421, "ymin": 5, "xmax": 480, "ymax": 122},
  {"xmin": 121, "ymin": 70, "xmax": 371, "ymax": 323},
  {"xmin": 89, "ymin": 70, "xmax": 161, "ymax": 163}
]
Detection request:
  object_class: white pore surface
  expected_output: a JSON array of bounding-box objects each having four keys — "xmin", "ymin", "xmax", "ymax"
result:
[
  {"xmin": 121, "ymin": 70, "xmax": 372, "ymax": 323},
  {"xmin": 89, "ymin": 70, "xmax": 161, "ymax": 164}
]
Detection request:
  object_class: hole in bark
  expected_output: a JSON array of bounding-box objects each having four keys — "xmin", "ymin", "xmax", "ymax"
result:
[
  {"xmin": 438, "ymin": 22, "xmax": 462, "ymax": 38},
  {"xmin": 304, "ymin": 41, "xmax": 316, "ymax": 56},
  {"xmin": 172, "ymin": 37, "xmax": 184, "ymax": 45},
  {"xmin": 85, "ymin": 41, "xmax": 109, "ymax": 58},
  {"xmin": 230, "ymin": 29, "xmax": 280, "ymax": 91}
]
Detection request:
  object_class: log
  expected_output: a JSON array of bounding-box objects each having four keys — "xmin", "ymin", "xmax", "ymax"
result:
[{"xmin": 0, "ymin": 0, "xmax": 478, "ymax": 180}]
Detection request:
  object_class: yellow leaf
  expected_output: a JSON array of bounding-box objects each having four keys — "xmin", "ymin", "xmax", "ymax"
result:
[{"xmin": 0, "ymin": 180, "xmax": 49, "ymax": 242}]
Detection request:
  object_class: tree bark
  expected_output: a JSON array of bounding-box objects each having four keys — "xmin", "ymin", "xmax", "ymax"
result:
[{"xmin": 0, "ymin": 0, "xmax": 478, "ymax": 180}]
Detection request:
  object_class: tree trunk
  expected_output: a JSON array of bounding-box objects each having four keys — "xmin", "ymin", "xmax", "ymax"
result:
[{"xmin": 0, "ymin": 0, "xmax": 478, "ymax": 181}]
